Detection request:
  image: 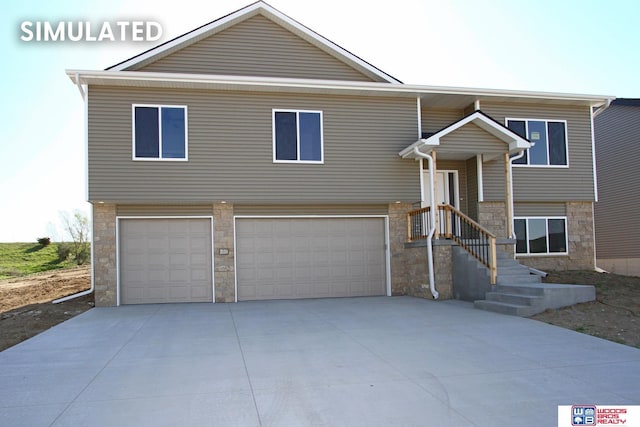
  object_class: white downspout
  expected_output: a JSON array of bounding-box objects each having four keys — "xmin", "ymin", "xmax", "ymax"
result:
[
  {"xmin": 508, "ymin": 150, "xmax": 526, "ymax": 239},
  {"xmin": 413, "ymin": 146, "xmax": 439, "ymax": 299}
]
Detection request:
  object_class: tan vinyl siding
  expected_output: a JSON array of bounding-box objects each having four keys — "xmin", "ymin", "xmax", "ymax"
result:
[
  {"xmin": 88, "ymin": 86, "xmax": 419, "ymax": 204},
  {"xmin": 514, "ymin": 203, "xmax": 566, "ymax": 217},
  {"xmin": 466, "ymin": 157, "xmax": 478, "ymax": 221},
  {"xmin": 463, "ymin": 104, "xmax": 476, "ymax": 116},
  {"xmin": 136, "ymin": 15, "xmax": 380, "ymax": 82},
  {"xmin": 234, "ymin": 204, "xmax": 388, "ymax": 216},
  {"xmin": 481, "ymin": 102, "xmax": 595, "ymax": 201},
  {"xmin": 594, "ymin": 104, "xmax": 640, "ymax": 258},
  {"xmin": 116, "ymin": 205, "xmax": 213, "ymax": 216},
  {"xmin": 482, "ymin": 157, "xmax": 506, "ymax": 201},
  {"xmin": 421, "ymin": 108, "xmax": 464, "ymax": 134},
  {"xmin": 440, "ymin": 124, "xmax": 507, "ymax": 159}
]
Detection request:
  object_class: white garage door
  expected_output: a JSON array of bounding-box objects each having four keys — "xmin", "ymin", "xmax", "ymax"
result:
[
  {"xmin": 119, "ymin": 218, "xmax": 213, "ymax": 304},
  {"xmin": 236, "ymin": 218, "xmax": 387, "ymax": 301}
]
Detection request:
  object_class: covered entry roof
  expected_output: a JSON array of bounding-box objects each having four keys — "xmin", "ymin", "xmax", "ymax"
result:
[{"xmin": 399, "ymin": 110, "xmax": 531, "ymax": 160}]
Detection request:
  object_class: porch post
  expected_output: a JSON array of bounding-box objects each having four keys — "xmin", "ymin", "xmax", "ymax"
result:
[
  {"xmin": 432, "ymin": 150, "xmax": 439, "ymax": 239},
  {"xmin": 504, "ymin": 152, "xmax": 513, "ymax": 238}
]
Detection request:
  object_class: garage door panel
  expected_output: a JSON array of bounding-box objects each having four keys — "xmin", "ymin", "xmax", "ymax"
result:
[
  {"xmin": 237, "ymin": 218, "xmax": 386, "ymax": 301},
  {"xmin": 120, "ymin": 218, "xmax": 213, "ymax": 304}
]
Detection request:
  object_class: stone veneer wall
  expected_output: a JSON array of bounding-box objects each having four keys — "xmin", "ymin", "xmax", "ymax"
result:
[
  {"xmin": 478, "ymin": 201, "xmax": 508, "ymax": 238},
  {"xmin": 213, "ymin": 203, "xmax": 235, "ymax": 302},
  {"xmin": 388, "ymin": 202, "xmax": 411, "ymax": 295},
  {"xmin": 394, "ymin": 199, "xmax": 453, "ymax": 300},
  {"xmin": 433, "ymin": 245, "xmax": 453, "ymax": 299},
  {"xmin": 518, "ymin": 202, "xmax": 596, "ymax": 271},
  {"xmin": 93, "ymin": 203, "xmax": 117, "ymax": 307}
]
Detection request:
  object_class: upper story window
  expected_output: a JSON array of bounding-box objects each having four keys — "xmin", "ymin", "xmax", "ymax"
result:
[
  {"xmin": 273, "ymin": 109, "xmax": 323, "ymax": 163},
  {"xmin": 514, "ymin": 217, "xmax": 568, "ymax": 255},
  {"xmin": 133, "ymin": 105, "xmax": 187, "ymax": 161},
  {"xmin": 507, "ymin": 119, "xmax": 567, "ymax": 166}
]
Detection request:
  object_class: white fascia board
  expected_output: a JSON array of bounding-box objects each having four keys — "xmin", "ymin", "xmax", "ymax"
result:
[
  {"xmin": 67, "ymin": 69, "xmax": 613, "ymax": 106},
  {"xmin": 399, "ymin": 138, "xmax": 439, "ymax": 159}
]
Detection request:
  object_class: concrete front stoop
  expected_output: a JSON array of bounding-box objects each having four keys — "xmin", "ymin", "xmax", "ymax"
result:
[{"xmin": 471, "ymin": 251, "xmax": 596, "ymax": 317}]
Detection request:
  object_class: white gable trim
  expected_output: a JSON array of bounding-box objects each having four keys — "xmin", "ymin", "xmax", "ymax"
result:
[
  {"xmin": 108, "ymin": 1, "xmax": 401, "ymax": 84},
  {"xmin": 399, "ymin": 111, "xmax": 531, "ymax": 159}
]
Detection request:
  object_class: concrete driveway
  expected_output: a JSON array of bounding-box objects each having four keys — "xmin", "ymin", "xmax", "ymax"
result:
[{"xmin": 1, "ymin": 297, "xmax": 638, "ymax": 426}]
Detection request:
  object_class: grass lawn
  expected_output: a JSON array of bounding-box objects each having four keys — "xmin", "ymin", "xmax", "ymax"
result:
[{"xmin": 0, "ymin": 243, "xmax": 77, "ymax": 279}]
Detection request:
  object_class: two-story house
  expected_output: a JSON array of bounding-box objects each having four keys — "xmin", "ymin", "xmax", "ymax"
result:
[{"xmin": 67, "ymin": 2, "xmax": 612, "ymax": 307}]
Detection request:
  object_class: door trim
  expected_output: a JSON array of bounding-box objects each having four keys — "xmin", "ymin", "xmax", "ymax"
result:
[
  {"xmin": 422, "ymin": 169, "xmax": 460, "ymax": 209},
  {"xmin": 116, "ymin": 216, "xmax": 215, "ymax": 306},
  {"xmin": 233, "ymin": 215, "xmax": 391, "ymax": 303}
]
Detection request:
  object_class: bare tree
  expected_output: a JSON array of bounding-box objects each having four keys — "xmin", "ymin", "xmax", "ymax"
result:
[{"xmin": 60, "ymin": 210, "xmax": 90, "ymax": 265}]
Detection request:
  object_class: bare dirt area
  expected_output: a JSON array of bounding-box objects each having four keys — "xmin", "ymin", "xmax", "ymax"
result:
[
  {"xmin": 533, "ymin": 270, "xmax": 640, "ymax": 348},
  {"xmin": 0, "ymin": 267, "xmax": 93, "ymax": 351}
]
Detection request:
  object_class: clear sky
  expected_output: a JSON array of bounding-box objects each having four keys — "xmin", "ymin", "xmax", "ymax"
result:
[{"xmin": 1, "ymin": 0, "xmax": 638, "ymax": 242}]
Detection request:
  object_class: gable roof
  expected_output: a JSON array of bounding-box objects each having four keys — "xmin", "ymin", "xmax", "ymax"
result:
[
  {"xmin": 107, "ymin": 1, "xmax": 401, "ymax": 84},
  {"xmin": 399, "ymin": 110, "xmax": 531, "ymax": 159}
]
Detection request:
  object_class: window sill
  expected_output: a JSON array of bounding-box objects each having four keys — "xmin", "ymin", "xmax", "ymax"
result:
[
  {"xmin": 516, "ymin": 253, "xmax": 569, "ymax": 257},
  {"xmin": 512, "ymin": 164, "xmax": 569, "ymax": 169},
  {"xmin": 132, "ymin": 158, "xmax": 189, "ymax": 162}
]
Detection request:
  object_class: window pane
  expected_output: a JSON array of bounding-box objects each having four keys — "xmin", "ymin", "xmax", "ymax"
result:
[
  {"xmin": 528, "ymin": 218, "xmax": 547, "ymax": 253},
  {"xmin": 527, "ymin": 121, "xmax": 548, "ymax": 165},
  {"xmin": 275, "ymin": 112, "xmax": 297, "ymax": 160},
  {"xmin": 161, "ymin": 108, "xmax": 186, "ymax": 159},
  {"xmin": 135, "ymin": 107, "xmax": 159, "ymax": 158},
  {"xmin": 507, "ymin": 120, "xmax": 527, "ymax": 164},
  {"xmin": 514, "ymin": 219, "xmax": 527, "ymax": 253},
  {"xmin": 299, "ymin": 112, "xmax": 321, "ymax": 161},
  {"xmin": 548, "ymin": 122, "xmax": 567, "ymax": 165},
  {"xmin": 548, "ymin": 219, "xmax": 567, "ymax": 253}
]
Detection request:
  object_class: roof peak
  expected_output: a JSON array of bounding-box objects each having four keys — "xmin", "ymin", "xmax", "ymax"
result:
[{"xmin": 106, "ymin": 1, "xmax": 401, "ymax": 83}]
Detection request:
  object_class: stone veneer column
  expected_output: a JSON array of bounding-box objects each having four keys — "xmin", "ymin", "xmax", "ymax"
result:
[
  {"xmin": 213, "ymin": 203, "xmax": 235, "ymax": 302},
  {"xmin": 477, "ymin": 201, "xmax": 508, "ymax": 238},
  {"xmin": 93, "ymin": 203, "xmax": 117, "ymax": 307},
  {"xmin": 388, "ymin": 202, "xmax": 412, "ymax": 295},
  {"xmin": 433, "ymin": 245, "xmax": 453, "ymax": 299}
]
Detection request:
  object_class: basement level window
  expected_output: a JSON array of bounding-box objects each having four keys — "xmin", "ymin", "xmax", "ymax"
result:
[
  {"xmin": 133, "ymin": 104, "xmax": 187, "ymax": 160},
  {"xmin": 273, "ymin": 110, "xmax": 323, "ymax": 163},
  {"xmin": 514, "ymin": 217, "xmax": 568, "ymax": 255}
]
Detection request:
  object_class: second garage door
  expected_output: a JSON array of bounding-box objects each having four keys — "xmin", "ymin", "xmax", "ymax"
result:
[
  {"xmin": 236, "ymin": 217, "xmax": 387, "ymax": 301},
  {"xmin": 119, "ymin": 218, "xmax": 213, "ymax": 304}
]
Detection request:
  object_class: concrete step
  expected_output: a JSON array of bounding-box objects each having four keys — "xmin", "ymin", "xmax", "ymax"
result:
[
  {"xmin": 485, "ymin": 292, "xmax": 544, "ymax": 307},
  {"xmin": 497, "ymin": 264, "xmax": 531, "ymax": 273},
  {"xmin": 474, "ymin": 300, "xmax": 543, "ymax": 317},
  {"xmin": 497, "ymin": 274, "xmax": 541, "ymax": 284},
  {"xmin": 496, "ymin": 284, "xmax": 545, "ymax": 296}
]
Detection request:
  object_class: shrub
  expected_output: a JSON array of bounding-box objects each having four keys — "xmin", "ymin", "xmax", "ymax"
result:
[
  {"xmin": 75, "ymin": 246, "xmax": 90, "ymax": 265},
  {"xmin": 57, "ymin": 242, "xmax": 72, "ymax": 261},
  {"xmin": 37, "ymin": 237, "xmax": 51, "ymax": 246}
]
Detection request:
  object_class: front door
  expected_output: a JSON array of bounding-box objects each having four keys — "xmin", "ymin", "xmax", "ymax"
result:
[{"xmin": 422, "ymin": 170, "xmax": 459, "ymax": 208}]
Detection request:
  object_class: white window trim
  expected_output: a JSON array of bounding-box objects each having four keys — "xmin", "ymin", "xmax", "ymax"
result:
[
  {"xmin": 514, "ymin": 216, "xmax": 568, "ymax": 256},
  {"xmin": 132, "ymin": 104, "xmax": 189, "ymax": 161},
  {"xmin": 506, "ymin": 118, "xmax": 569, "ymax": 168},
  {"xmin": 272, "ymin": 109, "xmax": 324, "ymax": 164}
]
